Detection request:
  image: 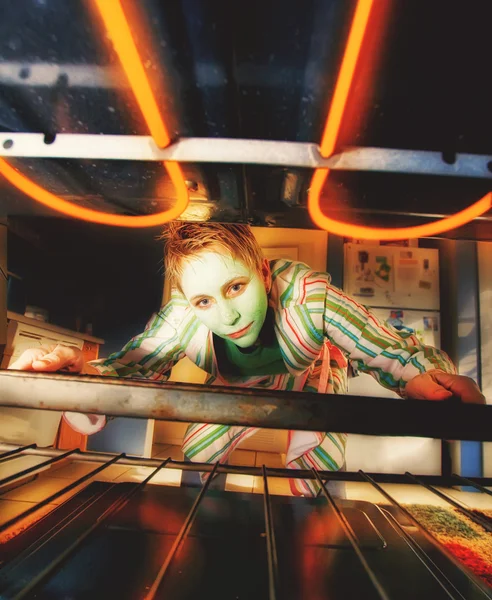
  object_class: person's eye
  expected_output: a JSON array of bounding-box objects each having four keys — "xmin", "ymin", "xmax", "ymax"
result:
[
  {"xmin": 228, "ymin": 282, "xmax": 245, "ymax": 296},
  {"xmin": 196, "ymin": 298, "xmax": 211, "ymax": 309}
]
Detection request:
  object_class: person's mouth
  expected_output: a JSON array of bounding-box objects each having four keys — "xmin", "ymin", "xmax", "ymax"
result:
[{"xmin": 227, "ymin": 322, "xmax": 253, "ymax": 339}]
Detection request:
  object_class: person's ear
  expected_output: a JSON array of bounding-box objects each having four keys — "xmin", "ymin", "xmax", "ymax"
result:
[{"xmin": 261, "ymin": 258, "xmax": 272, "ymax": 293}]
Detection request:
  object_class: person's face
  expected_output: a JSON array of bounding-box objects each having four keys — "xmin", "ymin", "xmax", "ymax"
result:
[{"xmin": 180, "ymin": 251, "xmax": 270, "ymax": 348}]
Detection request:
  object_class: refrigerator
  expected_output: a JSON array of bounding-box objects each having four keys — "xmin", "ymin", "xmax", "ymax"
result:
[{"xmin": 343, "ymin": 244, "xmax": 443, "ymax": 475}]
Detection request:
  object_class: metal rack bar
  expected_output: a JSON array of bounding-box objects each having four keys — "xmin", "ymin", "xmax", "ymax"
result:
[
  {"xmin": 452, "ymin": 474, "xmax": 492, "ymax": 497},
  {"xmin": 0, "ymin": 449, "xmax": 77, "ymax": 490},
  {"xmin": 0, "ymin": 133, "xmax": 491, "ymax": 179},
  {"xmin": 0, "ymin": 453, "xmax": 125, "ymax": 535},
  {"xmin": 143, "ymin": 462, "xmax": 220, "ymax": 600},
  {"xmin": 1, "ymin": 370, "xmax": 491, "ymax": 441},
  {"xmin": 0, "ymin": 444, "xmax": 36, "ymax": 463},
  {"xmin": 375, "ymin": 507, "xmax": 466, "ymax": 600},
  {"xmin": 1, "ymin": 444, "xmax": 490, "ymax": 598},
  {"xmin": 359, "ymin": 471, "xmax": 492, "ymax": 599},
  {"xmin": 2, "ymin": 443, "xmax": 492, "ymax": 488},
  {"xmin": 405, "ymin": 472, "xmax": 492, "ymax": 533},
  {"xmin": 0, "ymin": 481, "xmax": 123, "ymax": 599},
  {"xmin": 312, "ymin": 469, "xmax": 391, "ymax": 600},
  {"xmin": 262, "ymin": 466, "xmax": 279, "ymax": 600},
  {"xmin": 3, "ymin": 459, "xmax": 171, "ymax": 600}
]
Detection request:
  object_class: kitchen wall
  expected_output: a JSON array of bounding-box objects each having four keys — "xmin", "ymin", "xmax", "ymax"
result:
[
  {"xmin": 5, "ymin": 218, "xmax": 165, "ymax": 457},
  {"xmin": 6, "ymin": 219, "xmax": 164, "ymax": 345},
  {"xmin": 251, "ymin": 227, "xmax": 328, "ymax": 272}
]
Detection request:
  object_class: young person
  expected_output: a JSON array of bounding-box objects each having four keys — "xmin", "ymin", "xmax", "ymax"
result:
[{"xmin": 11, "ymin": 223, "xmax": 485, "ymax": 496}]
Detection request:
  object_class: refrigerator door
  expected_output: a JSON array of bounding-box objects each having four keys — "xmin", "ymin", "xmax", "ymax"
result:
[
  {"xmin": 346, "ymin": 309, "xmax": 442, "ymax": 475},
  {"xmin": 344, "ymin": 244, "xmax": 440, "ymax": 310}
]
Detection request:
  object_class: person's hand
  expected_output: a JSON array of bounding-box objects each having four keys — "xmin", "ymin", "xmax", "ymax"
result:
[
  {"xmin": 405, "ymin": 370, "xmax": 486, "ymax": 404},
  {"xmin": 9, "ymin": 344, "xmax": 85, "ymax": 373}
]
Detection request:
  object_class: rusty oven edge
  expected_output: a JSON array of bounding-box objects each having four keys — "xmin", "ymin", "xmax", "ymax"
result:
[{"xmin": 0, "ymin": 370, "xmax": 491, "ymax": 441}]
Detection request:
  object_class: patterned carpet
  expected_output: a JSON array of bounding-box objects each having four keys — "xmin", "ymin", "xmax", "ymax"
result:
[{"xmin": 404, "ymin": 504, "xmax": 492, "ymax": 587}]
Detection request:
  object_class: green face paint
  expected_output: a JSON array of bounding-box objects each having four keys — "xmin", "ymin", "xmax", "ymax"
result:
[{"xmin": 180, "ymin": 251, "xmax": 268, "ymax": 348}]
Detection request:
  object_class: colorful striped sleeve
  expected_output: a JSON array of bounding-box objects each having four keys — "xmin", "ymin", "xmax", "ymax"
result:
[
  {"xmin": 323, "ymin": 283, "xmax": 457, "ymax": 396},
  {"xmin": 88, "ymin": 300, "xmax": 186, "ymax": 380}
]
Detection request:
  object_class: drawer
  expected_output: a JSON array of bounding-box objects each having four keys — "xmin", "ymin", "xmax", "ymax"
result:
[{"xmin": 82, "ymin": 341, "xmax": 99, "ymax": 361}]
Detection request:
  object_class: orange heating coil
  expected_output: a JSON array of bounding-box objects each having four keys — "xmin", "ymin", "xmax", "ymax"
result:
[
  {"xmin": 0, "ymin": 0, "xmax": 189, "ymax": 228},
  {"xmin": 307, "ymin": 0, "xmax": 491, "ymax": 240},
  {"xmin": 0, "ymin": 0, "xmax": 489, "ymax": 234}
]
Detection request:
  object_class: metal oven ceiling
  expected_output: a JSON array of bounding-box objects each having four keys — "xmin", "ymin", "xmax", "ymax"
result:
[{"xmin": 0, "ymin": 0, "xmax": 490, "ymax": 238}]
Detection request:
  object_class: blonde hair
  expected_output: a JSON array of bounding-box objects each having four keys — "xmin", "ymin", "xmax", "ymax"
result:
[{"xmin": 161, "ymin": 222, "xmax": 264, "ymax": 291}]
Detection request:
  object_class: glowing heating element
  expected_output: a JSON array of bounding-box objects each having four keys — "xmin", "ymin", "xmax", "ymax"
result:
[
  {"xmin": 307, "ymin": 0, "xmax": 491, "ymax": 240},
  {"xmin": 93, "ymin": 0, "xmax": 170, "ymax": 149},
  {"xmin": 0, "ymin": 158, "xmax": 188, "ymax": 227},
  {"xmin": 0, "ymin": 0, "xmax": 189, "ymax": 228}
]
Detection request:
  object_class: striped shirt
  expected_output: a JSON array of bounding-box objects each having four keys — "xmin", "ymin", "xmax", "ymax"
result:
[{"xmin": 90, "ymin": 259, "xmax": 456, "ymax": 495}]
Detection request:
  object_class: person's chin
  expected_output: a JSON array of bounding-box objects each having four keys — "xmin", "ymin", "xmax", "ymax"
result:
[{"xmin": 230, "ymin": 330, "xmax": 259, "ymax": 348}]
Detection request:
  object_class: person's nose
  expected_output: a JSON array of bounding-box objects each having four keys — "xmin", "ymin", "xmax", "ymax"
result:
[{"xmin": 218, "ymin": 300, "xmax": 240, "ymax": 326}]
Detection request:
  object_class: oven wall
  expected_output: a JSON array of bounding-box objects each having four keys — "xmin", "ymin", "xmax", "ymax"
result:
[
  {"xmin": 478, "ymin": 241, "xmax": 492, "ymax": 476},
  {"xmin": 0, "ymin": 221, "xmax": 6, "ymax": 349}
]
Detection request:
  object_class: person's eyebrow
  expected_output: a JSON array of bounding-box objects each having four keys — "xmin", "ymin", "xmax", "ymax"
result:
[
  {"xmin": 189, "ymin": 293, "xmax": 208, "ymax": 303},
  {"xmin": 221, "ymin": 275, "xmax": 249, "ymax": 294},
  {"xmin": 189, "ymin": 275, "xmax": 249, "ymax": 302}
]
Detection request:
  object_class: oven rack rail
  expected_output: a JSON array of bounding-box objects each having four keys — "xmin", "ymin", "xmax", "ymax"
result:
[
  {"xmin": 0, "ymin": 443, "xmax": 491, "ymax": 600},
  {"xmin": 0, "ymin": 370, "xmax": 491, "ymax": 441}
]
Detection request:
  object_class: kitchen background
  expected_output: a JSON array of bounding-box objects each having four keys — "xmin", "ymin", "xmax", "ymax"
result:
[{"xmin": 0, "ymin": 218, "xmax": 490, "ymax": 492}]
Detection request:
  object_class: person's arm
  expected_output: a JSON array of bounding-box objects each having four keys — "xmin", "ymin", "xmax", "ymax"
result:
[
  {"xmin": 10, "ymin": 303, "xmax": 186, "ymax": 379},
  {"xmin": 63, "ymin": 307, "xmax": 187, "ymax": 434},
  {"xmin": 10, "ymin": 303, "xmax": 187, "ymax": 433},
  {"xmin": 323, "ymin": 283, "xmax": 484, "ymax": 403},
  {"xmin": 87, "ymin": 305, "xmax": 186, "ymax": 381}
]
